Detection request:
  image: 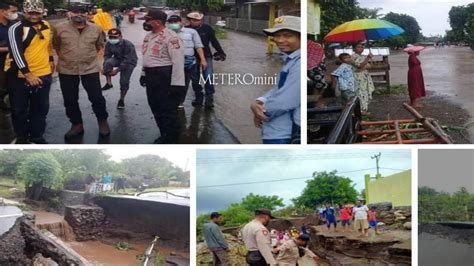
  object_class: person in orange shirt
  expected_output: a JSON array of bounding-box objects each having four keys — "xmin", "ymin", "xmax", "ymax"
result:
[{"xmin": 368, "ymin": 206, "xmax": 379, "ymax": 235}]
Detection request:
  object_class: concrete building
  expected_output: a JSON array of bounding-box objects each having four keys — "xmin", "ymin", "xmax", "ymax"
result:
[{"xmin": 365, "ymin": 170, "xmax": 412, "ymax": 207}]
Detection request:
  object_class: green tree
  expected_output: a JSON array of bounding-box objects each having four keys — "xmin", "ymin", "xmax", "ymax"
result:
[
  {"xmin": 0, "ymin": 150, "xmax": 30, "ymax": 180},
  {"xmin": 318, "ymin": 0, "xmax": 361, "ymax": 41},
  {"xmin": 446, "ymin": 3, "xmax": 474, "ymax": 49},
  {"xmin": 383, "ymin": 12, "xmax": 421, "ymax": 45},
  {"xmin": 293, "ymin": 171, "xmax": 358, "ymax": 208},
  {"xmin": 220, "ymin": 203, "xmax": 253, "ymax": 226},
  {"xmin": 240, "ymin": 193, "xmax": 284, "ymax": 212},
  {"xmin": 17, "ymin": 153, "xmax": 63, "ymax": 201}
]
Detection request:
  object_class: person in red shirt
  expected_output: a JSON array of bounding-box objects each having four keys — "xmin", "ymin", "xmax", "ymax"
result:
[
  {"xmin": 339, "ymin": 204, "xmax": 352, "ymax": 232},
  {"xmin": 368, "ymin": 206, "xmax": 379, "ymax": 235}
]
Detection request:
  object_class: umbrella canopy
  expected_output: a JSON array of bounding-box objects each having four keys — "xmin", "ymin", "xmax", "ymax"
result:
[{"xmin": 324, "ymin": 19, "xmax": 405, "ymax": 42}]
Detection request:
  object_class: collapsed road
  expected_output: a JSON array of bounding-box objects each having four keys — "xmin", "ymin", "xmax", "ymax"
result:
[{"xmin": 0, "ymin": 189, "xmax": 190, "ymax": 265}]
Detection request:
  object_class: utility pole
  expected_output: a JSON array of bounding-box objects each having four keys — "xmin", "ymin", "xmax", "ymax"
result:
[{"xmin": 371, "ymin": 153, "xmax": 381, "ymax": 176}]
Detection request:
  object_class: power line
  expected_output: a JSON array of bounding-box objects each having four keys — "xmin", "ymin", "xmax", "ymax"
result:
[
  {"xmin": 379, "ymin": 167, "xmax": 410, "ymax": 172},
  {"xmin": 197, "ymin": 152, "xmax": 409, "ymax": 164},
  {"xmin": 197, "ymin": 168, "xmax": 377, "ymax": 189}
]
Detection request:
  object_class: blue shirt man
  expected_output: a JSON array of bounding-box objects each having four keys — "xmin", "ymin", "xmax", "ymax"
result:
[{"xmin": 251, "ymin": 16, "xmax": 301, "ymax": 144}]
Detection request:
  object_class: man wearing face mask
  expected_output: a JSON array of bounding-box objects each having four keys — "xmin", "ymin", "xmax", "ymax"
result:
[
  {"xmin": 4, "ymin": 0, "xmax": 53, "ymax": 144},
  {"xmin": 166, "ymin": 15, "xmax": 207, "ymax": 109},
  {"xmin": 140, "ymin": 9, "xmax": 185, "ymax": 144},
  {"xmin": 241, "ymin": 209, "xmax": 277, "ymax": 266},
  {"xmin": 53, "ymin": 5, "xmax": 110, "ymax": 140},
  {"xmin": 0, "ymin": 2, "xmax": 18, "ymax": 110},
  {"xmin": 102, "ymin": 28, "xmax": 137, "ymax": 109}
]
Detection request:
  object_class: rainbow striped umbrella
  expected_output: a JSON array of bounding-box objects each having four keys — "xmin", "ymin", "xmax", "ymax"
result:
[{"xmin": 324, "ymin": 19, "xmax": 405, "ymax": 42}]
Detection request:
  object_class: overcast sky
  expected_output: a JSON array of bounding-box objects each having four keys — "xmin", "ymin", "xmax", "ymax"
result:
[
  {"xmin": 104, "ymin": 146, "xmax": 192, "ymax": 170},
  {"xmin": 197, "ymin": 149, "xmax": 412, "ymax": 214},
  {"xmin": 358, "ymin": 0, "xmax": 473, "ymax": 36},
  {"xmin": 419, "ymin": 149, "xmax": 474, "ymax": 193}
]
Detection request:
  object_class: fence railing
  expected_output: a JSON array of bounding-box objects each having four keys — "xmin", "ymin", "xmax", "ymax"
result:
[{"xmin": 204, "ymin": 15, "xmax": 268, "ymax": 36}]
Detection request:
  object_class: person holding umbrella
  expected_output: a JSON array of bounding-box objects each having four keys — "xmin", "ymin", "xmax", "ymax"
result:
[
  {"xmin": 404, "ymin": 45, "xmax": 425, "ymax": 108},
  {"xmin": 352, "ymin": 41, "xmax": 375, "ymax": 114},
  {"xmin": 324, "ymin": 19, "xmax": 405, "ymax": 114}
]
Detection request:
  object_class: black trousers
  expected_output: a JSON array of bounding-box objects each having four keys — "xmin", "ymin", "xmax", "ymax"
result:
[
  {"xmin": 59, "ymin": 73, "xmax": 108, "ymax": 125},
  {"xmin": 7, "ymin": 73, "xmax": 52, "ymax": 139},
  {"xmin": 144, "ymin": 66, "xmax": 181, "ymax": 143},
  {"xmin": 245, "ymin": 251, "xmax": 267, "ymax": 266}
]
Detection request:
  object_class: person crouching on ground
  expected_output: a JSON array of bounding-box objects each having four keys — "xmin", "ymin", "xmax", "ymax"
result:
[
  {"xmin": 5, "ymin": 0, "xmax": 53, "ymax": 144},
  {"xmin": 102, "ymin": 28, "xmax": 137, "ymax": 109},
  {"xmin": 250, "ymin": 16, "xmax": 301, "ymax": 144},
  {"xmin": 331, "ymin": 53, "xmax": 356, "ymax": 102},
  {"xmin": 274, "ymin": 234, "xmax": 319, "ymax": 265},
  {"xmin": 53, "ymin": 4, "xmax": 110, "ymax": 140},
  {"xmin": 166, "ymin": 15, "xmax": 207, "ymax": 110}
]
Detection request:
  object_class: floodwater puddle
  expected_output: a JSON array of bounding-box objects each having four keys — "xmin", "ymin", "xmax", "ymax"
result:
[{"xmin": 419, "ymin": 232, "xmax": 474, "ymax": 265}]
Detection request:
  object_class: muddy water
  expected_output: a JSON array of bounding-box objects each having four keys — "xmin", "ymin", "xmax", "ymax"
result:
[
  {"xmin": 419, "ymin": 232, "xmax": 474, "ymax": 266},
  {"xmin": 33, "ymin": 210, "xmax": 189, "ymax": 265},
  {"xmin": 66, "ymin": 241, "xmax": 147, "ymax": 266},
  {"xmin": 389, "ymin": 47, "xmax": 474, "ymax": 141}
]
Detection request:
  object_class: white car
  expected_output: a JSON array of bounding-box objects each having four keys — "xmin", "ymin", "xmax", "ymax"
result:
[{"xmin": 215, "ymin": 20, "xmax": 226, "ymax": 27}]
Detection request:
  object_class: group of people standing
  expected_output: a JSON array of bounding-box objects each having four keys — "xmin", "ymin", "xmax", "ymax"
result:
[
  {"xmin": 203, "ymin": 209, "xmax": 319, "ymax": 266},
  {"xmin": 318, "ymin": 200, "xmax": 379, "ymax": 237},
  {"xmin": 0, "ymin": 0, "xmax": 226, "ymax": 144}
]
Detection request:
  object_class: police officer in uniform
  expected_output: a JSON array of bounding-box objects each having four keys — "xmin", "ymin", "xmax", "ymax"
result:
[
  {"xmin": 274, "ymin": 234, "xmax": 319, "ymax": 265},
  {"xmin": 140, "ymin": 9, "xmax": 185, "ymax": 144},
  {"xmin": 241, "ymin": 208, "xmax": 277, "ymax": 266}
]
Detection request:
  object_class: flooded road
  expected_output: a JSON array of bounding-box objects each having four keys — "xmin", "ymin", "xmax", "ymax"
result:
[
  {"xmin": 0, "ymin": 18, "xmax": 283, "ymax": 144},
  {"xmin": 419, "ymin": 232, "xmax": 474, "ymax": 266},
  {"xmin": 389, "ymin": 46, "xmax": 474, "ymax": 141}
]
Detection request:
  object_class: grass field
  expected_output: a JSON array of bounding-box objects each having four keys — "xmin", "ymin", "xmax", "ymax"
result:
[{"xmin": 0, "ymin": 177, "xmax": 25, "ymax": 199}]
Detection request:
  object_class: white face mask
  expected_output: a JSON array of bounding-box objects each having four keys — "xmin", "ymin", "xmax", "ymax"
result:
[{"xmin": 7, "ymin": 12, "xmax": 18, "ymax": 21}]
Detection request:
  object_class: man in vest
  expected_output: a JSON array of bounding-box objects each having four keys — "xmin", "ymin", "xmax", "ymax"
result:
[{"xmin": 5, "ymin": 0, "xmax": 53, "ymax": 144}]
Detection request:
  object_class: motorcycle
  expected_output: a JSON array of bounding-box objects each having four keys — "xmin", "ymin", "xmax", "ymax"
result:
[{"xmin": 128, "ymin": 15, "xmax": 135, "ymax": 23}]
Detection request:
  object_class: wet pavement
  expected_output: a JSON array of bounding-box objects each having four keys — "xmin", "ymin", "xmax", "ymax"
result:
[
  {"xmin": 0, "ymin": 18, "xmax": 284, "ymax": 144},
  {"xmin": 0, "ymin": 206, "xmax": 22, "ymax": 235},
  {"xmin": 211, "ymin": 29, "xmax": 283, "ymax": 144},
  {"xmin": 389, "ymin": 46, "xmax": 474, "ymax": 141}
]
